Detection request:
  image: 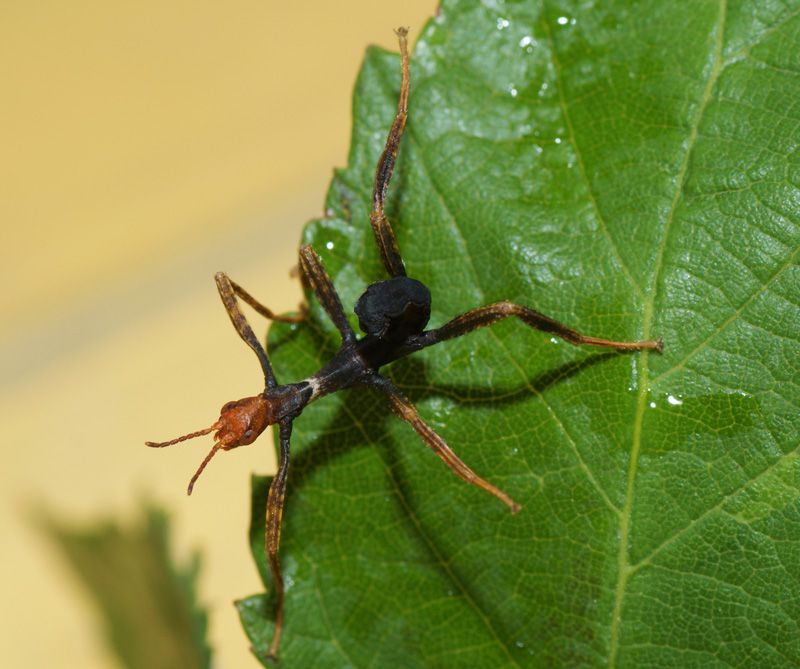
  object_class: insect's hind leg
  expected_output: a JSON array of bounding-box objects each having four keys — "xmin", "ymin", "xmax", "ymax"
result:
[
  {"xmin": 369, "ymin": 27, "xmax": 410, "ymax": 278},
  {"xmin": 369, "ymin": 375, "xmax": 521, "ymax": 513},
  {"xmin": 264, "ymin": 418, "xmax": 293, "ymax": 660}
]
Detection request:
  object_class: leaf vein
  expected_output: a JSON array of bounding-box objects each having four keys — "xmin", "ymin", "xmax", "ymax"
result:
[
  {"xmin": 405, "ymin": 119, "xmax": 622, "ymax": 515},
  {"xmin": 307, "ymin": 554, "xmax": 359, "ymax": 667},
  {"xmin": 643, "ymin": 564, "xmax": 800, "ymax": 665},
  {"xmin": 651, "ymin": 239, "xmax": 800, "ymax": 387},
  {"xmin": 540, "ymin": 14, "xmax": 645, "ymax": 300},
  {"xmin": 722, "ymin": 5, "xmax": 800, "ymax": 67},
  {"xmin": 338, "ymin": 399, "xmax": 524, "ymax": 668},
  {"xmin": 368, "ymin": 59, "xmax": 623, "ymax": 513},
  {"xmin": 630, "ymin": 443, "xmax": 800, "ymax": 571}
]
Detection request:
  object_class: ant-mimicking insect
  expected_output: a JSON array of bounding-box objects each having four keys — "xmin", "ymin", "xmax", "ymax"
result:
[{"xmin": 147, "ymin": 27, "xmax": 663, "ymax": 660}]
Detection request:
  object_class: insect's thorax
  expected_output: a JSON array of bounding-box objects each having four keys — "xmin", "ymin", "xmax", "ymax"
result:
[
  {"xmin": 262, "ymin": 382, "xmax": 314, "ymax": 421},
  {"xmin": 304, "ymin": 276, "xmax": 433, "ymax": 402}
]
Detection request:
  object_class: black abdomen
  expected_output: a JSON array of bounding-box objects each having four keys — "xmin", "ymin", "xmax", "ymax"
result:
[{"xmin": 354, "ymin": 276, "xmax": 431, "ymax": 343}]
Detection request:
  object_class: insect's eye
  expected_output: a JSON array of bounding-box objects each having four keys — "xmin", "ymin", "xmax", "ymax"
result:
[{"xmin": 244, "ymin": 429, "xmax": 254, "ymax": 439}]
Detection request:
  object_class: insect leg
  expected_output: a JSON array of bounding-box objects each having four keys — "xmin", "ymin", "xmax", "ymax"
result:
[
  {"xmin": 215, "ymin": 272, "xmax": 278, "ymax": 388},
  {"xmin": 228, "ymin": 277, "xmax": 305, "ymax": 323},
  {"xmin": 408, "ymin": 301, "xmax": 663, "ymax": 353},
  {"xmin": 369, "ymin": 375, "xmax": 521, "ymax": 513},
  {"xmin": 298, "ymin": 245, "xmax": 356, "ymax": 345},
  {"xmin": 369, "ymin": 27, "xmax": 410, "ymax": 278},
  {"xmin": 265, "ymin": 418, "xmax": 293, "ymax": 660}
]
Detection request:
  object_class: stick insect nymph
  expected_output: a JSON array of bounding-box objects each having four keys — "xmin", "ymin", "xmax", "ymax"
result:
[{"xmin": 147, "ymin": 28, "xmax": 662, "ymax": 661}]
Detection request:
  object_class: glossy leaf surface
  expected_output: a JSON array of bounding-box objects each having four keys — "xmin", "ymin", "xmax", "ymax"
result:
[{"xmin": 239, "ymin": 1, "xmax": 800, "ymax": 666}]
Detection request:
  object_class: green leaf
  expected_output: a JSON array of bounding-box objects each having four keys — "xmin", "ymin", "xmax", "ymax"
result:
[
  {"xmin": 239, "ymin": 1, "xmax": 800, "ymax": 666},
  {"xmin": 45, "ymin": 507, "xmax": 211, "ymax": 669}
]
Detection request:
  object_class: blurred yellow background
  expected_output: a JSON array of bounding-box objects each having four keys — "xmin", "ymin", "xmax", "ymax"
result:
[{"xmin": 0, "ymin": 1, "xmax": 435, "ymax": 667}]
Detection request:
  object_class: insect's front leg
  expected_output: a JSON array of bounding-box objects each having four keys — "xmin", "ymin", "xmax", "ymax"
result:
[
  {"xmin": 298, "ymin": 245, "xmax": 357, "ymax": 346},
  {"xmin": 223, "ymin": 274, "xmax": 306, "ymax": 324},
  {"xmin": 264, "ymin": 417, "xmax": 293, "ymax": 660},
  {"xmin": 215, "ymin": 272, "xmax": 278, "ymax": 388}
]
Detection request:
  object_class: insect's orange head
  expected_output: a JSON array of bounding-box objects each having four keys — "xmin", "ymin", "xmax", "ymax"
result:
[
  {"xmin": 214, "ymin": 395, "xmax": 274, "ymax": 449},
  {"xmin": 146, "ymin": 394, "xmax": 274, "ymax": 495}
]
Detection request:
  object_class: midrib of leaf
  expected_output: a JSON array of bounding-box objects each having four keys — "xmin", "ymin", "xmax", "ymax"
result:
[
  {"xmin": 647, "ymin": 15, "xmax": 800, "ymax": 388},
  {"xmin": 608, "ymin": 1, "xmax": 728, "ymax": 666}
]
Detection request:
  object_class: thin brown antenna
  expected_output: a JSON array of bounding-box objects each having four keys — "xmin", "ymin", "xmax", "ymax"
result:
[
  {"xmin": 187, "ymin": 442, "xmax": 223, "ymax": 495},
  {"xmin": 145, "ymin": 421, "xmax": 221, "ymax": 448}
]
